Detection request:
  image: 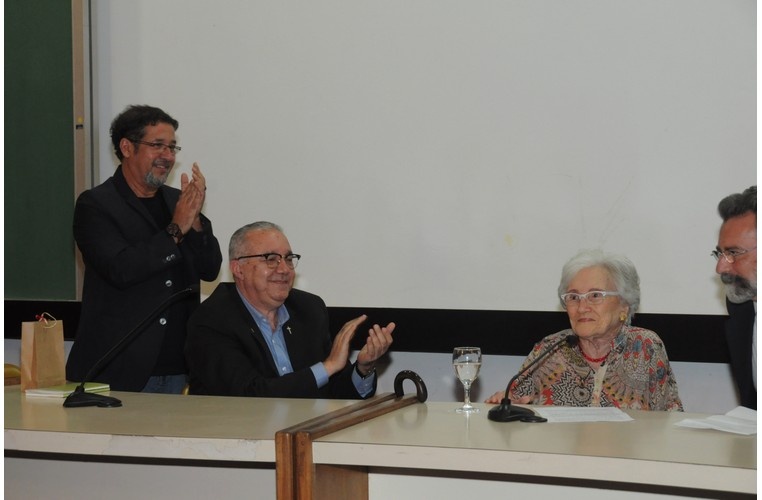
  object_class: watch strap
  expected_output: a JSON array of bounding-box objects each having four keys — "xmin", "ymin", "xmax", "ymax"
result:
[
  {"xmin": 355, "ymin": 363, "xmax": 376, "ymax": 379},
  {"xmin": 166, "ymin": 223, "xmax": 184, "ymax": 243}
]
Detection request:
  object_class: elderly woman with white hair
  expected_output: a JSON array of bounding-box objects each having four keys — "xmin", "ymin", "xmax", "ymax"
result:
[{"xmin": 486, "ymin": 250, "xmax": 683, "ymax": 411}]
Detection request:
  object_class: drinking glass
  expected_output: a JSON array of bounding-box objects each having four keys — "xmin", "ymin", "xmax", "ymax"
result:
[{"xmin": 452, "ymin": 347, "xmax": 482, "ymax": 413}]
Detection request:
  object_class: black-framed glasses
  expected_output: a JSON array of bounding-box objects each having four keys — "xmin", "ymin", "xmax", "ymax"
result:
[
  {"xmin": 560, "ymin": 290, "xmax": 620, "ymax": 306},
  {"xmin": 234, "ymin": 253, "xmax": 300, "ymax": 269},
  {"xmin": 711, "ymin": 247, "xmax": 756, "ymax": 264},
  {"xmin": 131, "ymin": 139, "xmax": 182, "ymax": 155}
]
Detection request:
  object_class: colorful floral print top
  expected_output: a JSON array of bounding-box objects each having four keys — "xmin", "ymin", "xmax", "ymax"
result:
[{"xmin": 509, "ymin": 326, "xmax": 684, "ymax": 411}]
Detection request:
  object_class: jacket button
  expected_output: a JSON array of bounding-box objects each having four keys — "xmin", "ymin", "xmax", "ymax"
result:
[
  {"xmin": 165, "ymin": 280, "xmax": 173, "ymax": 287},
  {"xmin": 159, "ymin": 318, "xmax": 167, "ymax": 325}
]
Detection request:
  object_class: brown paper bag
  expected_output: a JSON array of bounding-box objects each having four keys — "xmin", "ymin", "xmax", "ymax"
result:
[{"xmin": 20, "ymin": 313, "xmax": 66, "ymax": 390}]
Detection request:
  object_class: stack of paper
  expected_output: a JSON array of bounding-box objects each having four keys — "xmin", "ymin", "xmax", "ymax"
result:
[
  {"xmin": 25, "ymin": 382, "xmax": 110, "ymax": 398},
  {"xmin": 675, "ymin": 406, "xmax": 757, "ymax": 435}
]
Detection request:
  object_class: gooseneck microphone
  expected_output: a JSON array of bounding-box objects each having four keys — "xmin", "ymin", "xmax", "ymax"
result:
[
  {"xmin": 487, "ymin": 334, "xmax": 578, "ymax": 422},
  {"xmin": 63, "ymin": 285, "xmax": 200, "ymax": 408}
]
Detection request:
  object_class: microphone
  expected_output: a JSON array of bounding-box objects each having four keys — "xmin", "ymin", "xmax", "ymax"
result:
[
  {"xmin": 487, "ymin": 334, "xmax": 578, "ymax": 422},
  {"xmin": 63, "ymin": 285, "xmax": 200, "ymax": 408}
]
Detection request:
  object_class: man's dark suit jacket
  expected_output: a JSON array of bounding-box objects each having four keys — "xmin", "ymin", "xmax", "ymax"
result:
[
  {"xmin": 186, "ymin": 283, "xmax": 371, "ymax": 399},
  {"xmin": 66, "ymin": 166, "xmax": 222, "ymax": 391},
  {"xmin": 725, "ymin": 299, "xmax": 757, "ymax": 409}
]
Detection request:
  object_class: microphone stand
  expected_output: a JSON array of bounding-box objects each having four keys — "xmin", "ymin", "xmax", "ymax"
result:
[
  {"xmin": 63, "ymin": 286, "xmax": 199, "ymax": 408},
  {"xmin": 487, "ymin": 334, "xmax": 578, "ymax": 422}
]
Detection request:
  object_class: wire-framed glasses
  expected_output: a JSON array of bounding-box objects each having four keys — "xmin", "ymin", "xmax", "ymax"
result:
[
  {"xmin": 131, "ymin": 139, "xmax": 182, "ymax": 154},
  {"xmin": 711, "ymin": 247, "xmax": 756, "ymax": 264}
]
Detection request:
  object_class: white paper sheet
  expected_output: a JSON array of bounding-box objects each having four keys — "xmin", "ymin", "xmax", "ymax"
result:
[
  {"xmin": 674, "ymin": 406, "xmax": 757, "ymax": 435},
  {"xmin": 532, "ymin": 406, "xmax": 634, "ymax": 423}
]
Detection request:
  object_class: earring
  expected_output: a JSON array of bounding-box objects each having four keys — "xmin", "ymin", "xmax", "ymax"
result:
[{"xmin": 620, "ymin": 312, "xmax": 627, "ymax": 322}]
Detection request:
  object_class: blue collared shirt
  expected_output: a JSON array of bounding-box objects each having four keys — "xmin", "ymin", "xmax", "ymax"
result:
[{"xmin": 237, "ymin": 288, "xmax": 374, "ymax": 396}]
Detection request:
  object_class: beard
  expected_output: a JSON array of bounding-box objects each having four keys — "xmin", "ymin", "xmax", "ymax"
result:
[
  {"xmin": 145, "ymin": 162, "xmax": 172, "ymax": 188},
  {"xmin": 721, "ymin": 273, "xmax": 757, "ymax": 303}
]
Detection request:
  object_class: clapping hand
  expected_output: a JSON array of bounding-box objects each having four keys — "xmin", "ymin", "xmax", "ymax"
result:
[
  {"xmin": 174, "ymin": 163, "xmax": 207, "ymax": 233},
  {"xmin": 323, "ymin": 315, "xmax": 395, "ymax": 376}
]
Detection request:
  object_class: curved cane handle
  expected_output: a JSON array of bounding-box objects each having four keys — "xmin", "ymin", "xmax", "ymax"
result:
[{"xmin": 393, "ymin": 370, "xmax": 428, "ymax": 402}]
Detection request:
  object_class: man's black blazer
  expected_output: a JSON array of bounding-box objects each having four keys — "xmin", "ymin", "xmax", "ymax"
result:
[
  {"xmin": 186, "ymin": 283, "xmax": 371, "ymax": 399},
  {"xmin": 66, "ymin": 166, "xmax": 222, "ymax": 391},
  {"xmin": 725, "ymin": 299, "xmax": 756, "ymax": 409}
]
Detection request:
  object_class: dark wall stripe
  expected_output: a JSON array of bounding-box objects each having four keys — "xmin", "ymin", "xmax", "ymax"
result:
[
  {"xmin": 328, "ymin": 307, "xmax": 730, "ymax": 363},
  {"xmin": 5, "ymin": 300, "xmax": 729, "ymax": 363}
]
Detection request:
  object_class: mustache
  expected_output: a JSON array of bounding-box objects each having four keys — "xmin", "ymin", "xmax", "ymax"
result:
[{"xmin": 720, "ymin": 273, "xmax": 751, "ymax": 287}]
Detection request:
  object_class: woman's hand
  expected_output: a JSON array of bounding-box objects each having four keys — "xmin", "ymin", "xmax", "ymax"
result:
[{"xmin": 485, "ymin": 391, "xmax": 506, "ymax": 404}]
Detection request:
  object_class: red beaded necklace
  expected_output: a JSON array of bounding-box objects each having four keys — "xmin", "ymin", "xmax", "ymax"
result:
[{"xmin": 579, "ymin": 344, "xmax": 609, "ymax": 364}]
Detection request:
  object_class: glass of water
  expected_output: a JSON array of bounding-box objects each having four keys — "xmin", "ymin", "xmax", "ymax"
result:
[{"xmin": 452, "ymin": 347, "xmax": 482, "ymax": 413}]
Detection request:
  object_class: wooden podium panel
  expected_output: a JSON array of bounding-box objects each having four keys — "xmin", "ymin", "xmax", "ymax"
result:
[{"xmin": 275, "ymin": 371, "xmax": 429, "ymax": 500}]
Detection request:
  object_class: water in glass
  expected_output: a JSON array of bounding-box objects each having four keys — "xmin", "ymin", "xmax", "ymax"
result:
[{"xmin": 452, "ymin": 347, "xmax": 481, "ymax": 413}]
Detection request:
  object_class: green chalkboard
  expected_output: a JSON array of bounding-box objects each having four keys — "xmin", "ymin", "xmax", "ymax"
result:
[{"xmin": 5, "ymin": 0, "xmax": 76, "ymax": 299}]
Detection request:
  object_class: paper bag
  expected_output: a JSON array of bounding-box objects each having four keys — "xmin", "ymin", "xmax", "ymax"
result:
[{"xmin": 20, "ymin": 313, "xmax": 66, "ymax": 390}]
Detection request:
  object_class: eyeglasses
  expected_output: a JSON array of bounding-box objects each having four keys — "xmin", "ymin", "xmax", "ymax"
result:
[
  {"xmin": 711, "ymin": 247, "xmax": 756, "ymax": 264},
  {"xmin": 560, "ymin": 291, "xmax": 620, "ymax": 306},
  {"xmin": 234, "ymin": 253, "xmax": 301, "ymax": 269},
  {"xmin": 131, "ymin": 139, "xmax": 182, "ymax": 155}
]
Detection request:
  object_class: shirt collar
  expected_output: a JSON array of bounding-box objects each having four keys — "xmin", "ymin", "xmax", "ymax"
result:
[{"xmin": 235, "ymin": 286, "xmax": 290, "ymax": 331}]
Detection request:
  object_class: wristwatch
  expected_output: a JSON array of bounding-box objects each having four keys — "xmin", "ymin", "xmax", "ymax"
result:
[
  {"xmin": 355, "ymin": 363, "xmax": 376, "ymax": 379},
  {"xmin": 165, "ymin": 223, "xmax": 184, "ymax": 244}
]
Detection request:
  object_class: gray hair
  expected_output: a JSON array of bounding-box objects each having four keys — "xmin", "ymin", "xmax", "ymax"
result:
[
  {"xmin": 718, "ymin": 186, "xmax": 756, "ymax": 221},
  {"xmin": 228, "ymin": 221, "xmax": 284, "ymax": 260},
  {"xmin": 557, "ymin": 249, "xmax": 640, "ymax": 324}
]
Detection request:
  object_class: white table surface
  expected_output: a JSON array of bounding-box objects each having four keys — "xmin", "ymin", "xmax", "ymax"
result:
[
  {"xmin": 4, "ymin": 386, "xmax": 353, "ymax": 462},
  {"xmin": 312, "ymin": 401, "xmax": 756, "ymax": 494}
]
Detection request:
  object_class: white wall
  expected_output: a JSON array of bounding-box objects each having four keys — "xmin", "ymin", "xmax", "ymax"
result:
[
  {"xmin": 69, "ymin": 1, "xmax": 752, "ymax": 415},
  {"xmin": 4, "ymin": 339, "xmax": 739, "ymax": 414},
  {"xmin": 90, "ymin": 0, "xmax": 755, "ymax": 315}
]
